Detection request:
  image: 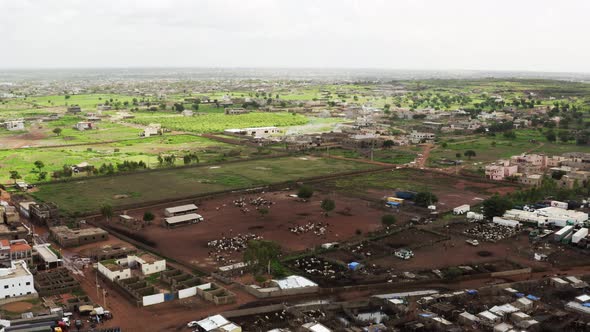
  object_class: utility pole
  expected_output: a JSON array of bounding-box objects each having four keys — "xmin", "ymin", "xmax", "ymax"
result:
[{"xmin": 102, "ymin": 288, "xmax": 107, "ymax": 308}]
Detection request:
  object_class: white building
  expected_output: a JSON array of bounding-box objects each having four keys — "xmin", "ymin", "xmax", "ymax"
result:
[
  {"xmin": 409, "ymin": 130, "xmax": 435, "ymax": 144},
  {"xmin": 75, "ymin": 122, "xmax": 93, "ymax": 131},
  {"xmin": 127, "ymin": 253, "xmax": 165, "ymax": 275},
  {"xmin": 0, "ymin": 261, "xmax": 36, "ymax": 301},
  {"xmin": 142, "ymin": 123, "xmax": 161, "ymax": 137},
  {"xmin": 181, "ymin": 110, "xmax": 194, "ymax": 117},
  {"xmin": 224, "ymin": 126, "xmax": 281, "ymax": 138},
  {"xmin": 5, "ymin": 120, "xmax": 25, "ymax": 131},
  {"xmin": 97, "ymin": 259, "xmax": 131, "ymax": 281},
  {"xmin": 195, "ymin": 315, "xmax": 242, "ymax": 332}
]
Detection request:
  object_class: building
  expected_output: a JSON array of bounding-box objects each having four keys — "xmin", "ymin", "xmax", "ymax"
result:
[
  {"xmin": 5, "ymin": 119, "xmax": 25, "ymax": 131},
  {"xmin": 0, "ymin": 261, "xmax": 36, "ymax": 301},
  {"xmin": 141, "ymin": 123, "xmax": 161, "ymax": 137},
  {"xmin": 97, "ymin": 259, "xmax": 131, "ymax": 282},
  {"xmin": 74, "ymin": 122, "xmax": 93, "ymax": 131},
  {"xmin": 67, "ymin": 106, "xmax": 82, "ymax": 113},
  {"xmin": 164, "ymin": 213, "xmax": 204, "ymax": 228},
  {"xmin": 33, "ymin": 244, "xmax": 61, "ymax": 270},
  {"xmin": 181, "ymin": 110, "xmax": 194, "ymax": 117},
  {"xmin": 224, "ymin": 127, "xmax": 281, "ymax": 138},
  {"xmin": 84, "ymin": 243, "xmax": 136, "ymax": 261},
  {"xmin": 270, "ymin": 275, "xmax": 318, "ymax": 290},
  {"xmin": 0, "ymin": 223, "xmax": 29, "ymax": 241},
  {"xmin": 50, "ymin": 226, "xmax": 108, "ymax": 247},
  {"xmin": 409, "ymin": 131, "xmax": 435, "ymax": 144},
  {"xmin": 485, "ymin": 161, "xmax": 518, "ymax": 180},
  {"xmin": 164, "ymin": 204, "xmax": 199, "ymax": 217},
  {"xmin": 519, "ymin": 174, "xmax": 542, "ymax": 186},
  {"xmin": 29, "ymin": 202, "xmax": 59, "ymax": 226},
  {"xmin": 127, "ymin": 253, "xmax": 165, "ymax": 275},
  {"xmin": 225, "ymin": 108, "xmax": 250, "ymax": 115}
]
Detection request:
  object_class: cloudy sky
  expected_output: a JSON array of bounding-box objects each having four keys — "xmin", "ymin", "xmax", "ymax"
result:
[{"xmin": 1, "ymin": 0, "xmax": 589, "ymax": 72}]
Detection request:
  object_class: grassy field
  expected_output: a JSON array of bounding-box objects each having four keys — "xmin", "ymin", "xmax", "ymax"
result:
[
  {"xmin": 0, "ymin": 134, "xmax": 274, "ymax": 183},
  {"xmin": 32, "ymin": 156, "xmax": 376, "ymax": 214},
  {"xmin": 429, "ymin": 129, "xmax": 590, "ymax": 168},
  {"xmin": 129, "ymin": 112, "xmax": 308, "ymax": 133},
  {"xmin": 327, "ymin": 147, "xmax": 418, "ymax": 164}
]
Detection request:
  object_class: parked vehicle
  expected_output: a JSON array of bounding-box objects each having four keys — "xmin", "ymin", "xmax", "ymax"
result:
[
  {"xmin": 453, "ymin": 204, "xmax": 470, "ymax": 215},
  {"xmin": 466, "ymin": 239, "xmax": 479, "ymax": 246}
]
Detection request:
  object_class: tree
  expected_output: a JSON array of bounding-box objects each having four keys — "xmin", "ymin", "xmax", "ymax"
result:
[
  {"xmin": 320, "ymin": 199, "xmax": 335, "ymax": 216},
  {"xmin": 143, "ymin": 211, "xmax": 155, "ymax": 223},
  {"xmin": 441, "ymin": 142, "xmax": 448, "ymax": 148},
  {"xmin": 464, "ymin": 150, "xmax": 476, "ymax": 160},
  {"xmin": 382, "ymin": 140, "xmax": 394, "ymax": 148},
  {"xmin": 38, "ymin": 171, "xmax": 47, "ymax": 181},
  {"xmin": 100, "ymin": 204, "xmax": 113, "ymax": 222},
  {"xmin": 192, "ymin": 103, "xmax": 199, "ymax": 111},
  {"xmin": 9, "ymin": 171, "xmax": 21, "ymax": 184},
  {"xmin": 34, "ymin": 160, "xmax": 44, "ymax": 171},
  {"xmin": 381, "ymin": 214, "xmax": 396, "ymax": 227},
  {"xmin": 297, "ymin": 185, "xmax": 314, "ymax": 199},
  {"xmin": 414, "ymin": 191, "xmax": 438, "ymax": 207},
  {"xmin": 455, "ymin": 153, "xmax": 462, "ymax": 159},
  {"xmin": 243, "ymin": 240, "xmax": 282, "ymax": 275},
  {"xmin": 482, "ymin": 194, "xmax": 512, "ymax": 219},
  {"xmin": 545, "ymin": 130, "xmax": 557, "ymax": 142},
  {"xmin": 52, "ymin": 128, "xmax": 62, "ymax": 136}
]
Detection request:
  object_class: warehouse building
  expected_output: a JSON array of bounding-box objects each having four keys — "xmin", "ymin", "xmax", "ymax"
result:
[
  {"xmin": 164, "ymin": 204, "xmax": 199, "ymax": 217},
  {"xmin": 164, "ymin": 213, "xmax": 204, "ymax": 228}
]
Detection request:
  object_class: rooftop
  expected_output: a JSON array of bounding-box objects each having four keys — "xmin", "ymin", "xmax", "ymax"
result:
[{"xmin": 0, "ymin": 260, "xmax": 32, "ymax": 280}]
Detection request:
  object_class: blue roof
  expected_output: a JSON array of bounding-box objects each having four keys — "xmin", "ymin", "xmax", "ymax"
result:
[
  {"xmin": 515, "ymin": 293, "xmax": 525, "ymax": 298},
  {"xmin": 348, "ymin": 262, "xmax": 361, "ymax": 270},
  {"xmin": 466, "ymin": 290, "xmax": 478, "ymax": 295},
  {"xmin": 526, "ymin": 295, "xmax": 540, "ymax": 301},
  {"xmin": 583, "ymin": 302, "xmax": 590, "ymax": 307}
]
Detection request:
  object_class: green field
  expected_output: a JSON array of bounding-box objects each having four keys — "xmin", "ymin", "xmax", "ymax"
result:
[
  {"xmin": 32, "ymin": 156, "xmax": 376, "ymax": 214},
  {"xmin": 0, "ymin": 134, "xmax": 275, "ymax": 183},
  {"xmin": 430, "ymin": 129, "xmax": 590, "ymax": 168},
  {"xmin": 130, "ymin": 112, "xmax": 308, "ymax": 133}
]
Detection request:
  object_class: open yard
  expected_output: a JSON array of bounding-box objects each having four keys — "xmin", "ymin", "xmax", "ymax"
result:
[{"xmin": 32, "ymin": 156, "xmax": 377, "ymax": 214}]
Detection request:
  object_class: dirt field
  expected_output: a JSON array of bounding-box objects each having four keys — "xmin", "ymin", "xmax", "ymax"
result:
[
  {"xmin": 1, "ymin": 301, "xmax": 33, "ymax": 313},
  {"xmin": 116, "ymin": 191, "xmax": 385, "ymax": 272}
]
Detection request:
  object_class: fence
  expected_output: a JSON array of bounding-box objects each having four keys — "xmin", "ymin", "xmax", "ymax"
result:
[{"xmin": 142, "ymin": 293, "xmax": 165, "ymax": 306}]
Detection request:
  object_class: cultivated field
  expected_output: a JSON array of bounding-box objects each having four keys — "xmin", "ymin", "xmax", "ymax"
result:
[{"xmin": 32, "ymin": 156, "xmax": 377, "ymax": 214}]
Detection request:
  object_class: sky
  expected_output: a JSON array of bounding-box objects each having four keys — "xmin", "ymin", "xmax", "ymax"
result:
[{"xmin": 1, "ymin": 0, "xmax": 589, "ymax": 72}]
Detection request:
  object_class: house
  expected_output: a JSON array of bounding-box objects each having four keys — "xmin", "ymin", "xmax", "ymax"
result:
[
  {"xmin": 0, "ymin": 260, "xmax": 36, "ymax": 301},
  {"xmin": 74, "ymin": 122, "xmax": 93, "ymax": 131},
  {"xmin": 126, "ymin": 253, "xmax": 165, "ymax": 275},
  {"xmin": 33, "ymin": 244, "xmax": 62, "ymax": 270},
  {"xmin": 97, "ymin": 259, "xmax": 131, "ymax": 281},
  {"xmin": 181, "ymin": 110, "xmax": 194, "ymax": 117},
  {"xmin": 0, "ymin": 239, "xmax": 32, "ymax": 267},
  {"xmin": 485, "ymin": 160, "xmax": 518, "ymax": 180},
  {"xmin": 225, "ymin": 108, "xmax": 250, "ymax": 115},
  {"xmin": 141, "ymin": 123, "xmax": 161, "ymax": 137},
  {"xmin": 5, "ymin": 119, "xmax": 25, "ymax": 131},
  {"xmin": 67, "ymin": 106, "xmax": 82, "ymax": 113},
  {"xmin": 409, "ymin": 130, "xmax": 435, "ymax": 144},
  {"xmin": 224, "ymin": 127, "xmax": 281, "ymax": 138},
  {"xmin": 50, "ymin": 226, "xmax": 108, "ymax": 247},
  {"xmin": 519, "ymin": 174, "xmax": 542, "ymax": 186}
]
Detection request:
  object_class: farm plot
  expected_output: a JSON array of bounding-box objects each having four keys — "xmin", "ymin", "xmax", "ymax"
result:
[
  {"xmin": 33, "ymin": 156, "xmax": 377, "ymax": 214},
  {"xmin": 319, "ymin": 168, "xmax": 519, "ymax": 211},
  {"xmin": 129, "ymin": 112, "xmax": 308, "ymax": 133},
  {"xmin": 0, "ymin": 135, "xmax": 271, "ymax": 184}
]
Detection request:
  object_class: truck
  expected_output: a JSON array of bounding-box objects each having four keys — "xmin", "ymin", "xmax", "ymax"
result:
[
  {"xmin": 453, "ymin": 204, "xmax": 470, "ymax": 215},
  {"xmin": 572, "ymin": 228, "xmax": 588, "ymax": 244},
  {"xmin": 554, "ymin": 225, "xmax": 574, "ymax": 242},
  {"xmin": 550, "ymin": 200, "xmax": 568, "ymax": 210},
  {"xmin": 386, "ymin": 201, "xmax": 401, "ymax": 208},
  {"xmin": 394, "ymin": 248, "xmax": 414, "ymax": 260},
  {"xmin": 395, "ymin": 191, "xmax": 416, "ymax": 200}
]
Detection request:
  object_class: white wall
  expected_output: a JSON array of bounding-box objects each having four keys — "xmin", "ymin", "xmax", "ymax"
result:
[
  {"xmin": 97, "ymin": 262, "xmax": 131, "ymax": 282},
  {"xmin": 140, "ymin": 260, "xmax": 166, "ymax": 275},
  {"xmin": 178, "ymin": 286, "xmax": 197, "ymax": 299},
  {"xmin": 142, "ymin": 293, "xmax": 165, "ymax": 306}
]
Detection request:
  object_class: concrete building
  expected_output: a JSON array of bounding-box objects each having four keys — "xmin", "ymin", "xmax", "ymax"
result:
[
  {"xmin": 0, "ymin": 240, "xmax": 33, "ymax": 267},
  {"xmin": 97, "ymin": 259, "xmax": 131, "ymax": 281},
  {"xmin": 127, "ymin": 253, "xmax": 165, "ymax": 276},
  {"xmin": 33, "ymin": 244, "xmax": 61, "ymax": 270},
  {"xmin": 50, "ymin": 226, "xmax": 108, "ymax": 247},
  {"xmin": 67, "ymin": 106, "xmax": 82, "ymax": 113},
  {"xmin": 225, "ymin": 108, "xmax": 250, "ymax": 115},
  {"xmin": 485, "ymin": 160, "xmax": 518, "ymax": 180},
  {"xmin": 224, "ymin": 126, "xmax": 281, "ymax": 138},
  {"xmin": 0, "ymin": 261, "xmax": 36, "ymax": 301},
  {"xmin": 5, "ymin": 119, "xmax": 25, "ymax": 131},
  {"xmin": 74, "ymin": 122, "xmax": 93, "ymax": 131},
  {"xmin": 409, "ymin": 130, "xmax": 435, "ymax": 144},
  {"xmin": 141, "ymin": 123, "xmax": 161, "ymax": 137}
]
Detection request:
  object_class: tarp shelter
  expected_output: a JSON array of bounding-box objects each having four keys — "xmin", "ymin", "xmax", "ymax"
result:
[
  {"xmin": 526, "ymin": 295, "xmax": 540, "ymax": 301},
  {"xmin": 515, "ymin": 293, "xmax": 525, "ymax": 298},
  {"xmin": 466, "ymin": 289, "xmax": 478, "ymax": 295},
  {"xmin": 348, "ymin": 262, "xmax": 361, "ymax": 270},
  {"xmin": 79, "ymin": 305, "xmax": 93, "ymax": 313}
]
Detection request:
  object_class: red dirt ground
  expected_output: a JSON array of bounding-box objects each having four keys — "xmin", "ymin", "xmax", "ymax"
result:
[
  {"xmin": 1, "ymin": 301, "xmax": 33, "ymax": 313},
  {"xmin": 122, "ymin": 191, "xmax": 385, "ymax": 272}
]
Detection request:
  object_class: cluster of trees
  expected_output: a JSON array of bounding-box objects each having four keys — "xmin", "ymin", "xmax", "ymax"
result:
[
  {"xmin": 116, "ymin": 160, "xmax": 147, "ymax": 172},
  {"xmin": 183, "ymin": 153, "xmax": 200, "ymax": 165},
  {"xmin": 157, "ymin": 154, "xmax": 176, "ymax": 166},
  {"xmin": 414, "ymin": 191, "xmax": 439, "ymax": 207}
]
